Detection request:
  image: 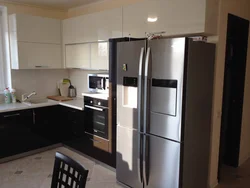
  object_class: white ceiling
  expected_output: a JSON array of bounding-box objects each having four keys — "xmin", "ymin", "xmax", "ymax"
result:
[{"xmin": 3, "ymin": 0, "xmax": 104, "ymax": 10}]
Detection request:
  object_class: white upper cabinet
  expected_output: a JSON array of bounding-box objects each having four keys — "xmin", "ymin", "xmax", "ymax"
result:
[
  {"xmin": 9, "ymin": 14, "xmax": 63, "ymax": 69},
  {"xmin": 90, "ymin": 42, "xmax": 109, "ymax": 70},
  {"xmin": 63, "ymin": 7, "xmax": 123, "ymax": 44},
  {"xmin": 9, "ymin": 14, "xmax": 61, "ymax": 44},
  {"xmin": 16, "ymin": 42, "xmax": 62, "ymax": 69},
  {"xmin": 65, "ymin": 42, "xmax": 109, "ymax": 70},
  {"xmin": 123, "ymin": 0, "xmax": 209, "ymax": 38},
  {"xmin": 65, "ymin": 44, "xmax": 91, "ymax": 69}
]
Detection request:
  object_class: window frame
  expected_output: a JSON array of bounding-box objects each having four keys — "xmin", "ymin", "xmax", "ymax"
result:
[{"xmin": 0, "ymin": 6, "xmax": 12, "ymax": 93}]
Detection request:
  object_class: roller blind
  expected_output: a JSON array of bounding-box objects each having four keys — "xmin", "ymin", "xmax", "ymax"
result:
[{"xmin": 0, "ymin": 7, "xmax": 11, "ymax": 92}]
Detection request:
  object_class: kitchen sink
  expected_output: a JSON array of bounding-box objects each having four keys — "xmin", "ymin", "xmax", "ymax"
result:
[{"xmin": 22, "ymin": 99, "xmax": 51, "ymax": 106}]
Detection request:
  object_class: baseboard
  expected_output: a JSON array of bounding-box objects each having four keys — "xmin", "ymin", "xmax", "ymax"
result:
[
  {"xmin": 209, "ymin": 180, "xmax": 218, "ymax": 188},
  {"xmin": 239, "ymin": 153, "xmax": 250, "ymax": 166},
  {"xmin": 0, "ymin": 143, "xmax": 62, "ymax": 164}
]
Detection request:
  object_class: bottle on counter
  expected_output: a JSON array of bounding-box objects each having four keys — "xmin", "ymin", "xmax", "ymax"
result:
[
  {"xmin": 4, "ymin": 88, "xmax": 12, "ymax": 104},
  {"xmin": 10, "ymin": 88, "xmax": 17, "ymax": 103}
]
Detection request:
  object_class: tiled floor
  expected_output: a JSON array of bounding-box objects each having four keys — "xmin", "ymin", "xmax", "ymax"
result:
[
  {"xmin": 216, "ymin": 159, "xmax": 250, "ymax": 188},
  {"xmin": 0, "ymin": 147, "xmax": 124, "ymax": 188}
]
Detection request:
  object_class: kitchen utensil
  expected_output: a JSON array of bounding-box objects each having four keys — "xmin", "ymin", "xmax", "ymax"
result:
[{"xmin": 59, "ymin": 83, "xmax": 70, "ymax": 97}]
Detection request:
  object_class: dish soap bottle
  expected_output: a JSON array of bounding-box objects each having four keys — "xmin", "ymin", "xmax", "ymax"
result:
[
  {"xmin": 10, "ymin": 88, "xmax": 17, "ymax": 103},
  {"xmin": 4, "ymin": 88, "xmax": 11, "ymax": 104}
]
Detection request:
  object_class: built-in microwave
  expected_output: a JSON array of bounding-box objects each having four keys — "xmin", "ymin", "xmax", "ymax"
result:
[{"xmin": 88, "ymin": 73, "xmax": 109, "ymax": 93}]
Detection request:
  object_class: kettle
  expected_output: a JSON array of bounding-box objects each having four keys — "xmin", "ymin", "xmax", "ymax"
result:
[{"xmin": 68, "ymin": 81, "xmax": 77, "ymax": 98}]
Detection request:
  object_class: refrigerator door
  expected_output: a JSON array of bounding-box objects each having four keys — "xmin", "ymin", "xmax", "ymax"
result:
[
  {"xmin": 116, "ymin": 40, "xmax": 145, "ymax": 188},
  {"xmin": 116, "ymin": 40, "xmax": 146, "ymax": 130},
  {"xmin": 144, "ymin": 134, "xmax": 181, "ymax": 188},
  {"xmin": 117, "ymin": 126, "xmax": 143, "ymax": 188},
  {"xmin": 148, "ymin": 38, "xmax": 186, "ymax": 142}
]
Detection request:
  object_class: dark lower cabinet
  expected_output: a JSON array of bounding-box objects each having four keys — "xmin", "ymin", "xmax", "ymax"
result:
[
  {"xmin": 32, "ymin": 106, "xmax": 60, "ymax": 144},
  {"xmin": 59, "ymin": 106, "xmax": 85, "ymax": 146},
  {"xmin": 0, "ymin": 110, "xmax": 37, "ymax": 159},
  {"xmin": 0, "ymin": 105, "xmax": 115, "ymax": 168}
]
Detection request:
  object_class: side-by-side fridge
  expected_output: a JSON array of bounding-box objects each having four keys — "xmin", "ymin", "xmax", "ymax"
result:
[{"xmin": 116, "ymin": 37, "xmax": 216, "ymax": 188}]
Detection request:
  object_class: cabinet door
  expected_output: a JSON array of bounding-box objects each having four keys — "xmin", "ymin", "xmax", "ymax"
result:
[
  {"xmin": 0, "ymin": 110, "xmax": 35, "ymax": 159},
  {"xmin": 63, "ymin": 17, "xmax": 78, "ymax": 44},
  {"xmin": 65, "ymin": 44, "xmax": 91, "ymax": 69},
  {"xmin": 18, "ymin": 42, "xmax": 62, "ymax": 69},
  {"xmin": 9, "ymin": 14, "xmax": 61, "ymax": 44},
  {"xmin": 83, "ymin": 8, "xmax": 123, "ymax": 42},
  {"xmin": 63, "ymin": 8, "xmax": 122, "ymax": 44},
  {"xmin": 59, "ymin": 106, "xmax": 85, "ymax": 144},
  {"xmin": 90, "ymin": 42, "xmax": 109, "ymax": 70},
  {"xmin": 123, "ymin": 0, "xmax": 206, "ymax": 38}
]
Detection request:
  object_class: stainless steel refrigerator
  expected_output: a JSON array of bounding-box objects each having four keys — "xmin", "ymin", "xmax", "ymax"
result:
[{"xmin": 116, "ymin": 37, "xmax": 216, "ymax": 188}]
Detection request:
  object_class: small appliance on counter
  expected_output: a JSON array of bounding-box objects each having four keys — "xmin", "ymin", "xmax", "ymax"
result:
[
  {"xmin": 88, "ymin": 73, "xmax": 109, "ymax": 93},
  {"xmin": 57, "ymin": 79, "xmax": 77, "ymax": 98},
  {"xmin": 68, "ymin": 80, "xmax": 77, "ymax": 98}
]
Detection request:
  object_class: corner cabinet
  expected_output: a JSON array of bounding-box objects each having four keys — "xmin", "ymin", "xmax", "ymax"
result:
[
  {"xmin": 122, "ymin": 0, "xmax": 218, "ymax": 38},
  {"xmin": 9, "ymin": 14, "xmax": 63, "ymax": 69}
]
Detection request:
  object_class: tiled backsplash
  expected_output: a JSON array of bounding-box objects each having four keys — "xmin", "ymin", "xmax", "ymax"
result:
[
  {"xmin": 0, "ymin": 69, "xmax": 108, "ymax": 104},
  {"xmin": 11, "ymin": 69, "xmax": 69, "ymax": 101},
  {"xmin": 68, "ymin": 69, "xmax": 107, "ymax": 97}
]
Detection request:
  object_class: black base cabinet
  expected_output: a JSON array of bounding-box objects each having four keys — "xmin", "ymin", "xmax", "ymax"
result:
[
  {"xmin": 0, "ymin": 105, "xmax": 115, "ymax": 168},
  {"xmin": 32, "ymin": 106, "xmax": 61, "ymax": 144},
  {"xmin": 0, "ymin": 110, "xmax": 46, "ymax": 159}
]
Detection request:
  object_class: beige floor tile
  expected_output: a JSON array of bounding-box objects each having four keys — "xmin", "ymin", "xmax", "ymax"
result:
[
  {"xmin": 86, "ymin": 181, "xmax": 125, "ymax": 188},
  {"xmin": 90, "ymin": 164, "xmax": 116, "ymax": 183},
  {"xmin": 0, "ymin": 147, "xmax": 118, "ymax": 188},
  {"xmin": 216, "ymin": 159, "xmax": 250, "ymax": 188}
]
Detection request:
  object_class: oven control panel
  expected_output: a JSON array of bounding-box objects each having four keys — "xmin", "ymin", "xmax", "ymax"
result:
[{"xmin": 84, "ymin": 96, "xmax": 108, "ymax": 108}]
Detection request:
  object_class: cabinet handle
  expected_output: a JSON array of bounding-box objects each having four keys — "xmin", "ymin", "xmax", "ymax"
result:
[
  {"xmin": 4, "ymin": 113, "xmax": 20, "ymax": 118},
  {"xmin": 89, "ymin": 138, "xmax": 101, "ymax": 143},
  {"xmin": 33, "ymin": 110, "xmax": 36, "ymax": 124},
  {"xmin": 84, "ymin": 105, "xmax": 104, "ymax": 111},
  {"xmin": 35, "ymin": 65, "xmax": 49, "ymax": 68}
]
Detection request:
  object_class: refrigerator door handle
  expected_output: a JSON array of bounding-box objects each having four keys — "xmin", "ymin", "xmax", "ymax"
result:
[
  {"xmin": 143, "ymin": 135, "xmax": 150, "ymax": 186},
  {"xmin": 143, "ymin": 47, "xmax": 151, "ymax": 186},
  {"xmin": 138, "ymin": 47, "xmax": 144, "ymax": 132},
  {"xmin": 144, "ymin": 47, "xmax": 151, "ymax": 133},
  {"xmin": 137, "ymin": 47, "xmax": 145, "ymax": 183}
]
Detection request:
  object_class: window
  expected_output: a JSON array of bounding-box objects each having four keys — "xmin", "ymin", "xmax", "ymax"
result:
[{"xmin": 0, "ymin": 6, "xmax": 11, "ymax": 92}]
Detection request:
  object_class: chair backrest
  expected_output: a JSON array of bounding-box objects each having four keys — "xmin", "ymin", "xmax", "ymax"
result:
[{"xmin": 51, "ymin": 152, "xmax": 89, "ymax": 188}]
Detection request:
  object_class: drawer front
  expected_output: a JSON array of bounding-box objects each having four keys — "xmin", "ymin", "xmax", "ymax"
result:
[{"xmin": 85, "ymin": 134, "xmax": 109, "ymax": 152}]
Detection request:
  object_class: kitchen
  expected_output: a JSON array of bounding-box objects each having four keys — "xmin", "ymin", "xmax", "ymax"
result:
[{"xmin": 0, "ymin": 0, "xmax": 223, "ymax": 188}]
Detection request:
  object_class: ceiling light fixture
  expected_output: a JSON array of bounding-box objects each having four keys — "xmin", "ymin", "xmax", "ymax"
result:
[{"xmin": 147, "ymin": 17, "xmax": 158, "ymax": 22}]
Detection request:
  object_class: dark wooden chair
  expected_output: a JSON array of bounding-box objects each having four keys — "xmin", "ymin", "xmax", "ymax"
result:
[{"xmin": 51, "ymin": 152, "xmax": 89, "ymax": 188}]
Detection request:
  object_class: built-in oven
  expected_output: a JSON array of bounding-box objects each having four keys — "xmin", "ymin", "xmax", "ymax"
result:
[
  {"xmin": 84, "ymin": 96, "xmax": 108, "ymax": 139},
  {"xmin": 88, "ymin": 73, "xmax": 109, "ymax": 93}
]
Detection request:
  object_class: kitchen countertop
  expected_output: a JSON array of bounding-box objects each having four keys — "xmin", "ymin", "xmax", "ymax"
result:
[
  {"xmin": 82, "ymin": 92, "xmax": 109, "ymax": 100},
  {"xmin": 59, "ymin": 98, "xmax": 84, "ymax": 111},
  {"xmin": 0, "ymin": 97, "xmax": 84, "ymax": 113}
]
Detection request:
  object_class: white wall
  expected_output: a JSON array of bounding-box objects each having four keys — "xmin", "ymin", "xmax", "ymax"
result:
[
  {"xmin": 11, "ymin": 69, "xmax": 69, "ymax": 100},
  {"xmin": 68, "ymin": 69, "xmax": 107, "ymax": 97},
  {"xmin": 209, "ymin": 0, "xmax": 250, "ymax": 187}
]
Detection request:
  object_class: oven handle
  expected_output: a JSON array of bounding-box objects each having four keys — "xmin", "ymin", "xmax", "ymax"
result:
[{"xmin": 84, "ymin": 105, "xmax": 104, "ymax": 111}]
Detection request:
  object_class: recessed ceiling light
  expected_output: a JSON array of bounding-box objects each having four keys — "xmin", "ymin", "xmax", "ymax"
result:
[{"xmin": 147, "ymin": 17, "xmax": 158, "ymax": 22}]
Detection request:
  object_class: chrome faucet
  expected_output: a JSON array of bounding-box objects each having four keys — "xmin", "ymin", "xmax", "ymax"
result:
[{"xmin": 22, "ymin": 91, "xmax": 37, "ymax": 102}]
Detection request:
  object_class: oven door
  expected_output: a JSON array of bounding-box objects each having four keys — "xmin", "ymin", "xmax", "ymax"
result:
[{"xmin": 84, "ymin": 105, "xmax": 108, "ymax": 139}]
